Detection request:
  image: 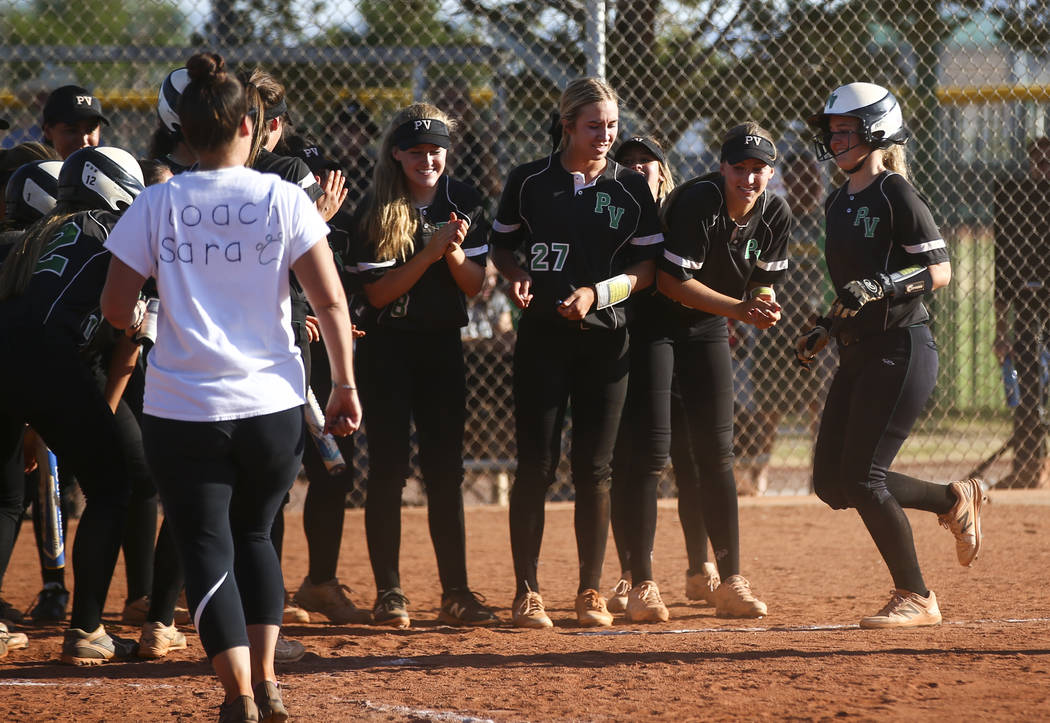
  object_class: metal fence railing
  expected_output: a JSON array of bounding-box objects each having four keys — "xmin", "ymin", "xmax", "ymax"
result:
[{"xmin": 4, "ymin": 0, "xmax": 1048, "ymax": 495}]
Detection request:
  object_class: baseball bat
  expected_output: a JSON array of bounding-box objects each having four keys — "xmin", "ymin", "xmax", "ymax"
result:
[{"xmin": 34, "ymin": 437, "xmax": 65, "ymax": 570}]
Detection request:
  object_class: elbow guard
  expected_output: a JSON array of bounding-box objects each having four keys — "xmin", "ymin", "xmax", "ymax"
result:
[
  {"xmin": 595, "ymin": 274, "xmax": 632, "ymax": 309},
  {"xmin": 877, "ymin": 266, "xmax": 933, "ymax": 299}
]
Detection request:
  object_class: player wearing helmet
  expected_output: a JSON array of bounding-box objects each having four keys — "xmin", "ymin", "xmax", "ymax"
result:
[
  {"xmin": 0, "ymin": 145, "xmax": 146, "ymax": 662},
  {"xmin": 801, "ymin": 82, "xmax": 986, "ymax": 628},
  {"xmin": 150, "ymin": 67, "xmax": 196, "ymax": 175}
]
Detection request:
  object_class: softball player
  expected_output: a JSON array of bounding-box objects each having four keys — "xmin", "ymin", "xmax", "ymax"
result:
[
  {"xmin": 0, "ymin": 156, "xmax": 61, "ymax": 635},
  {"xmin": 657, "ymin": 122, "xmax": 790, "ymax": 618},
  {"xmin": 606, "ymin": 135, "xmax": 675, "ymax": 622},
  {"xmin": 347, "ymin": 102, "xmax": 496, "ymax": 629},
  {"xmin": 150, "ymin": 67, "xmax": 196, "ymax": 175},
  {"xmin": 801, "ymin": 82, "xmax": 984, "ymax": 628},
  {"xmin": 0, "ymin": 145, "xmax": 145, "ymax": 662},
  {"xmin": 490, "ymin": 78, "xmax": 663, "ymax": 628},
  {"xmin": 102, "ymin": 52, "xmax": 360, "ymax": 722}
]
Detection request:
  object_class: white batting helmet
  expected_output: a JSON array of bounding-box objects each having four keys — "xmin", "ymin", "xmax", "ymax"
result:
[
  {"xmin": 157, "ymin": 67, "xmax": 191, "ymax": 136},
  {"xmin": 807, "ymin": 82, "xmax": 909, "ymax": 161}
]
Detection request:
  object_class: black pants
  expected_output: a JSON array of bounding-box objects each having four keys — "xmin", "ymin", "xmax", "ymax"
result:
[
  {"xmin": 299, "ymin": 339, "xmax": 358, "ymax": 584},
  {"xmin": 813, "ymin": 325, "xmax": 943, "ymax": 593},
  {"xmin": 143, "ymin": 407, "xmax": 303, "ymax": 659},
  {"xmin": 510, "ymin": 319, "xmax": 629, "ymax": 596},
  {"xmin": 611, "ymin": 323, "xmax": 672, "ymax": 583},
  {"xmin": 673, "ymin": 326, "xmax": 742, "ymax": 580},
  {"xmin": 669, "ymin": 373, "xmax": 710, "ymax": 572},
  {"xmin": 1010, "ymin": 313, "xmax": 1047, "ymax": 477},
  {"xmin": 357, "ymin": 327, "xmax": 469, "ymax": 594},
  {"xmin": 0, "ymin": 329, "xmax": 130, "ymax": 631}
]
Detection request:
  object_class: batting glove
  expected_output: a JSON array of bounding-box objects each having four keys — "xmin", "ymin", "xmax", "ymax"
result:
[
  {"xmin": 795, "ymin": 316, "xmax": 833, "ymax": 369},
  {"xmin": 838, "ymin": 274, "xmax": 890, "ymax": 314}
]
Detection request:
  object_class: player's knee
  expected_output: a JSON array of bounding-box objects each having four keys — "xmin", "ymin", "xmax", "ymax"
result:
[{"xmin": 843, "ymin": 480, "xmax": 891, "ymax": 509}]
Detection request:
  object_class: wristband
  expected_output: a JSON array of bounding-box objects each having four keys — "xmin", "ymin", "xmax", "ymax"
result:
[
  {"xmin": 877, "ymin": 266, "xmax": 933, "ymax": 299},
  {"xmin": 594, "ymin": 274, "xmax": 632, "ymax": 309},
  {"xmin": 749, "ymin": 286, "xmax": 776, "ymax": 301},
  {"xmin": 334, "ymin": 383, "xmax": 356, "ymax": 390}
]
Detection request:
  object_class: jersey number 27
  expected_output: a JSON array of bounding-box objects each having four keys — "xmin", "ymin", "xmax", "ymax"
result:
[{"xmin": 530, "ymin": 242, "xmax": 569, "ymax": 272}]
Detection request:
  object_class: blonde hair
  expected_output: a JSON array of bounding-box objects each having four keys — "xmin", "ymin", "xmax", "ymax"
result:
[
  {"xmin": 881, "ymin": 144, "xmax": 909, "ymax": 180},
  {"xmin": 558, "ymin": 77, "xmax": 618, "ymax": 152},
  {"xmin": 0, "ymin": 212, "xmax": 76, "ymax": 301},
  {"xmin": 363, "ymin": 102, "xmax": 458, "ymax": 262}
]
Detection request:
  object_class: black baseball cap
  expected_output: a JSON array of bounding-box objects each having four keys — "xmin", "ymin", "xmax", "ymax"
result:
[
  {"xmin": 720, "ymin": 132, "xmax": 776, "ymax": 166},
  {"xmin": 42, "ymin": 85, "xmax": 109, "ymax": 126},
  {"xmin": 392, "ymin": 118, "xmax": 450, "ymax": 150},
  {"xmin": 336, "ymin": 101, "xmax": 379, "ymax": 135},
  {"xmin": 615, "ymin": 136, "xmax": 666, "ymax": 164},
  {"xmin": 290, "ymin": 142, "xmax": 342, "ymax": 178}
]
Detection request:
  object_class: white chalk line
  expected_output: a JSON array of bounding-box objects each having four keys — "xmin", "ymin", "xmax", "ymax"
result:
[
  {"xmin": 571, "ymin": 616, "xmax": 1050, "ymax": 636},
  {"xmin": 359, "ymin": 700, "xmax": 495, "ymax": 723}
]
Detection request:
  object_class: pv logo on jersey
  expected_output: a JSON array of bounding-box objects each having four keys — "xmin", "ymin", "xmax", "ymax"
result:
[
  {"xmin": 593, "ymin": 192, "xmax": 624, "ymax": 229},
  {"xmin": 853, "ymin": 206, "xmax": 880, "ymax": 238}
]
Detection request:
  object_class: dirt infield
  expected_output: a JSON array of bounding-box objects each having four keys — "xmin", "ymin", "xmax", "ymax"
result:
[{"xmin": 1, "ymin": 488, "xmax": 1048, "ymax": 721}]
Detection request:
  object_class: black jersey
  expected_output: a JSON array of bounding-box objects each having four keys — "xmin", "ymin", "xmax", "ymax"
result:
[
  {"xmin": 824, "ymin": 171, "xmax": 949, "ymax": 337},
  {"xmin": 347, "ymin": 175, "xmax": 490, "ymax": 331},
  {"xmin": 658, "ymin": 172, "xmax": 792, "ymax": 334},
  {"xmin": 491, "ymin": 155, "xmax": 662, "ymax": 330},
  {"xmin": 253, "ymin": 149, "xmax": 325, "ymax": 203},
  {"xmin": 0, "ymin": 210, "xmax": 120, "ymax": 348},
  {"xmin": 993, "ymin": 173, "xmax": 1050, "ymax": 306}
]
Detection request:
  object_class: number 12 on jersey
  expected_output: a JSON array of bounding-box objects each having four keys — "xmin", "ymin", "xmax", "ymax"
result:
[{"xmin": 530, "ymin": 242, "xmax": 569, "ymax": 271}]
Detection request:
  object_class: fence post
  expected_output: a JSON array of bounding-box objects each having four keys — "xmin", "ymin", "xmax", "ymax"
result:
[{"xmin": 584, "ymin": 0, "xmax": 606, "ymax": 79}]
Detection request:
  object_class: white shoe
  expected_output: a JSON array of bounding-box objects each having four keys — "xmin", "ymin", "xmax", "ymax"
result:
[
  {"xmin": 606, "ymin": 577, "xmax": 631, "ymax": 614},
  {"xmin": 860, "ymin": 589, "xmax": 941, "ymax": 629},
  {"xmin": 685, "ymin": 562, "xmax": 720, "ymax": 606},
  {"xmin": 625, "ymin": 581, "xmax": 669, "ymax": 623},
  {"xmin": 714, "ymin": 575, "xmax": 767, "ymax": 618},
  {"xmin": 938, "ymin": 478, "xmax": 985, "ymax": 567}
]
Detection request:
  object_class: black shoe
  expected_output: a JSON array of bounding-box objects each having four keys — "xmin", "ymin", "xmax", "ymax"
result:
[
  {"xmin": 29, "ymin": 583, "xmax": 69, "ymax": 623},
  {"xmin": 0, "ymin": 597, "xmax": 23, "ymax": 625},
  {"xmin": 372, "ymin": 588, "xmax": 410, "ymax": 628},
  {"xmin": 439, "ymin": 588, "xmax": 499, "ymax": 627}
]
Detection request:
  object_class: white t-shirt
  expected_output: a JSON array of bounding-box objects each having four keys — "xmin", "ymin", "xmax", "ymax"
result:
[{"xmin": 105, "ymin": 166, "xmax": 328, "ymax": 422}]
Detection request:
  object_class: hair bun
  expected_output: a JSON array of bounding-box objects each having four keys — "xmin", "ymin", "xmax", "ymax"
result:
[{"xmin": 185, "ymin": 52, "xmax": 226, "ymax": 85}]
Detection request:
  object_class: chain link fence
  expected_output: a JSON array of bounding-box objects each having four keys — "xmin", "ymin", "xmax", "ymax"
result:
[{"xmin": 3, "ymin": 0, "xmax": 1049, "ymax": 498}]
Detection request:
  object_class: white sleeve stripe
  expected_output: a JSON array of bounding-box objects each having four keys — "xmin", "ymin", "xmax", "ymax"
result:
[
  {"xmin": 358, "ymin": 259, "xmax": 397, "ymax": 271},
  {"xmin": 630, "ymin": 233, "xmax": 664, "ymax": 246},
  {"xmin": 464, "ymin": 245, "xmax": 488, "ymax": 257},
  {"xmin": 904, "ymin": 239, "xmax": 945, "ymax": 253},
  {"xmin": 663, "ymin": 249, "xmax": 703, "ymax": 270},
  {"xmin": 492, "ymin": 220, "xmax": 520, "ymax": 233},
  {"xmin": 298, "ymin": 172, "xmax": 315, "ymax": 189},
  {"xmin": 756, "ymin": 257, "xmax": 789, "ymax": 272}
]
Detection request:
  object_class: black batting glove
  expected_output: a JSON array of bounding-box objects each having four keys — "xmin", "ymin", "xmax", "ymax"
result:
[
  {"xmin": 795, "ymin": 315, "xmax": 833, "ymax": 369},
  {"xmin": 838, "ymin": 274, "xmax": 889, "ymax": 314}
]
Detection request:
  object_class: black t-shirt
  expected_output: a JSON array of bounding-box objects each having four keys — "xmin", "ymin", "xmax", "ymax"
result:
[
  {"xmin": 491, "ymin": 155, "xmax": 663, "ymax": 330},
  {"xmin": 993, "ymin": 173, "xmax": 1050, "ymax": 306},
  {"xmin": 347, "ymin": 175, "xmax": 490, "ymax": 331},
  {"xmin": 658, "ymin": 172, "xmax": 792, "ymax": 335},
  {"xmin": 824, "ymin": 171, "xmax": 949, "ymax": 337},
  {"xmin": 0, "ymin": 210, "xmax": 120, "ymax": 348}
]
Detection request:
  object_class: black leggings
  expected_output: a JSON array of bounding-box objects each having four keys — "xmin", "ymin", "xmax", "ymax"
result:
[
  {"xmin": 300, "ymin": 340, "xmax": 357, "ymax": 584},
  {"xmin": 611, "ymin": 325, "xmax": 672, "ymax": 583},
  {"xmin": 358, "ymin": 327, "xmax": 469, "ymax": 594},
  {"xmin": 813, "ymin": 325, "xmax": 953, "ymax": 594},
  {"xmin": 0, "ymin": 330, "xmax": 130, "ymax": 631},
  {"xmin": 510, "ymin": 319, "xmax": 629, "ymax": 596},
  {"xmin": 673, "ymin": 328, "xmax": 742, "ymax": 580},
  {"xmin": 669, "ymin": 373, "xmax": 710, "ymax": 573},
  {"xmin": 143, "ymin": 407, "xmax": 303, "ymax": 659}
]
